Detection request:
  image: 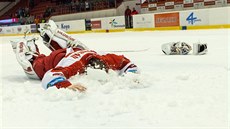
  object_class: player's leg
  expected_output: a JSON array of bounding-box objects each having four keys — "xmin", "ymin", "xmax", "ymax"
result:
[
  {"xmin": 38, "ymin": 20, "xmax": 88, "ymax": 51},
  {"xmin": 12, "ymin": 39, "xmax": 40, "ymax": 79}
]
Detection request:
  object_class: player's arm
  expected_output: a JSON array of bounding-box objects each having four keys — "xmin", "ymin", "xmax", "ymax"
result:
[
  {"xmin": 95, "ymin": 54, "xmax": 140, "ymax": 75},
  {"xmin": 41, "ymin": 69, "xmax": 86, "ymax": 92}
]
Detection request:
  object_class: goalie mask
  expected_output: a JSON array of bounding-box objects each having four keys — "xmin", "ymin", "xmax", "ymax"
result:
[
  {"xmin": 14, "ymin": 39, "xmax": 40, "ymax": 79},
  {"xmin": 87, "ymin": 58, "xmax": 108, "ymax": 72}
]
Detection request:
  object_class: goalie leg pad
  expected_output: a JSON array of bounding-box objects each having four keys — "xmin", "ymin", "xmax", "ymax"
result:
[
  {"xmin": 39, "ymin": 20, "xmax": 88, "ymax": 51},
  {"xmin": 15, "ymin": 42, "xmax": 39, "ymax": 79},
  {"xmin": 161, "ymin": 42, "xmax": 192, "ymax": 55},
  {"xmin": 161, "ymin": 43, "xmax": 173, "ymax": 55}
]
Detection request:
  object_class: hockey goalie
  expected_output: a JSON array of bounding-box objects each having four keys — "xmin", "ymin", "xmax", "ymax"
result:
[
  {"xmin": 161, "ymin": 42, "xmax": 207, "ymax": 55},
  {"xmin": 11, "ymin": 20, "xmax": 139, "ymax": 92}
]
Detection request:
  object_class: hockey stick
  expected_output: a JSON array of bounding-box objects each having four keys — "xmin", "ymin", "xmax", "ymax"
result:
[{"xmin": 101, "ymin": 48, "xmax": 150, "ymax": 53}]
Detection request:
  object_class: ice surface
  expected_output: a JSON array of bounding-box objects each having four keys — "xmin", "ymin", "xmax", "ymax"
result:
[{"xmin": 0, "ymin": 29, "xmax": 229, "ymax": 129}]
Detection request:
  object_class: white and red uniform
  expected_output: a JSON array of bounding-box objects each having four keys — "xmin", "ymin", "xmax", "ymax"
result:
[
  {"xmin": 12, "ymin": 20, "xmax": 139, "ymax": 90},
  {"xmin": 32, "ymin": 48, "xmax": 137, "ymax": 89}
]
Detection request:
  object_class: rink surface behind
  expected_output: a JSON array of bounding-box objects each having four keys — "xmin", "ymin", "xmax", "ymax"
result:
[{"xmin": 0, "ymin": 29, "xmax": 229, "ymax": 129}]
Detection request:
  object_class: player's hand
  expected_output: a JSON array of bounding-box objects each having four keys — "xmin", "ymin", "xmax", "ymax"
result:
[{"xmin": 67, "ymin": 84, "xmax": 87, "ymax": 92}]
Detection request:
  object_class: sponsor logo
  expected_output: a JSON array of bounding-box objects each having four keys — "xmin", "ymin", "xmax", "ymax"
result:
[
  {"xmin": 47, "ymin": 77, "xmax": 66, "ymax": 88},
  {"xmin": 155, "ymin": 12, "xmax": 179, "ymax": 27},
  {"xmin": 57, "ymin": 30, "xmax": 75, "ymax": 41},
  {"xmin": 148, "ymin": 3, "xmax": 157, "ymax": 8},
  {"xmin": 136, "ymin": 16, "xmax": 152, "ymax": 25},
  {"xmin": 6, "ymin": 29, "xmax": 11, "ymax": 33},
  {"xmin": 91, "ymin": 20, "xmax": 101, "ymax": 29},
  {"xmin": 61, "ymin": 23, "xmax": 70, "ymax": 30},
  {"xmin": 31, "ymin": 24, "xmax": 37, "ymax": 33},
  {"xmin": 31, "ymin": 24, "xmax": 36, "ymax": 28},
  {"xmin": 186, "ymin": 12, "xmax": 201, "ymax": 25},
  {"xmin": 17, "ymin": 27, "xmax": 22, "ymax": 32},
  {"xmin": 109, "ymin": 19, "xmax": 125, "ymax": 28},
  {"xmin": 165, "ymin": 1, "xmax": 174, "ymax": 6}
]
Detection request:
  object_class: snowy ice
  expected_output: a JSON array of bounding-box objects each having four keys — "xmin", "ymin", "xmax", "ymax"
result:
[{"xmin": 0, "ymin": 29, "xmax": 229, "ymax": 129}]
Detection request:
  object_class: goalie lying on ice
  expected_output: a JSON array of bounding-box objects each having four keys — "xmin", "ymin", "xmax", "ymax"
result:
[
  {"xmin": 161, "ymin": 42, "xmax": 207, "ymax": 55},
  {"xmin": 11, "ymin": 20, "xmax": 140, "ymax": 92}
]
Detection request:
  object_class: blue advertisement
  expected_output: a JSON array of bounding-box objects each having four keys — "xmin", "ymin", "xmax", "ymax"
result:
[{"xmin": 186, "ymin": 12, "xmax": 201, "ymax": 25}]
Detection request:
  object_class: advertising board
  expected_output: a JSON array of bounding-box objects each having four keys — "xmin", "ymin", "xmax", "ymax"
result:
[
  {"xmin": 180, "ymin": 10, "xmax": 208, "ymax": 26},
  {"xmin": 133, "ymin": 14, "xmax": 154, "ymax": 28},
  {"xmin": 155, "ymin": 12, "xmax": 180, "ymax": 27},
  {"xmin": 56, "ymin": 20, "xmax": 86, "ymax": 32}
]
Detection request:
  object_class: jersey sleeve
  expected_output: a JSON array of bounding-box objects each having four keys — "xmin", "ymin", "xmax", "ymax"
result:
[
  {"xmin": 41, "ymin": 50, "xmax": 94, "ymax": 89},
  {"xmin": 41, "ymin": 69, "xmax": 72, "ymax": 89}
]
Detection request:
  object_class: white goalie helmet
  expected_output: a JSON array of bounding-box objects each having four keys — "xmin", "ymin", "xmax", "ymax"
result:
[{"xmin": 13, "ymin": 39, "xmax": 40, "ymax": 79}]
